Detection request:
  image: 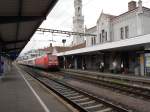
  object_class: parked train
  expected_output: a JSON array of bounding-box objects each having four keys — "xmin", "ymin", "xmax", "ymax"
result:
[{"xmin": 18, "ymin": 53, "xmax": 59, "ymax": 70}]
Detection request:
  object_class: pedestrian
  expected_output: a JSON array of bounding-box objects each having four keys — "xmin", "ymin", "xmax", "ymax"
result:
[
  {"xmin": 99, "ymin": 62, "xmax": 102, "ymax": 72},
  {"xmin": 99, "ymin": 61, "xmax": 104, "ymax": 72},
  {"xmin": 121, "ymin": 62, "xmax": 124, "ymax": 74},
  {"xmin": 69, "ymin": 63, "xmax": 72, "ymax": 69},
  {"xmin": 113, "ymin": 61, "xmax": 117, "ymax": 69},
  {"xmin": 113, "ymin": 61, "xmax": 117, "ymax": 73},
  {"xmin": 82, "ymin": 63, "xmax": 86, "ymax": 70},
  {"xmin": 101, "ymin": 61, "xmax": 104, "ymax": 72},
  {"xmin": 0, "ymin": 56, "xmax": 4, "ymax": 77},
  {"xmin": 0, "ymin": 60, "xmax": 1, "ymax": 76}
]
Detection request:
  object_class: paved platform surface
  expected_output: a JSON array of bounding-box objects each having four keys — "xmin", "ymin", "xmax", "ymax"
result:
[
  {"xmin": 63, "ymin": 69, "xmax": 150, "ymax": 83},
  {"xmin": 0, "ymin": 65, "xmax": 72, "ymax": 112}
]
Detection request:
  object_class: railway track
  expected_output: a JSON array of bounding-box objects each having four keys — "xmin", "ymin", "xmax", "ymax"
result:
[
  {"xmin": 21, "ymin": 66, "xmax": 131, "ymax": 112},
  {"xmin": 55, "ymin": 71, "xmax": 150, "ymax": 101}
]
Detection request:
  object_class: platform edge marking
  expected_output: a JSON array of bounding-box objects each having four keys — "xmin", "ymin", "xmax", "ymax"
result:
[{"xmin": 16, "ymin": 65, "xmax": 50, "ymax": 112}]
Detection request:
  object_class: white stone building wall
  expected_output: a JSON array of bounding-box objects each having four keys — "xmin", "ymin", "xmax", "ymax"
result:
[
  {"xmin": 86, "ymin": 7, "xmax": 150, "ymax": 47},
  {"xmin": 85, "ymin": 26, "xmax": 97, "ymax": 47},
  {"xmin": 142, "ymin": 9, "xmax": 150, "ymax": 35},
  {"xmin": 112, "ymin": 12, "xmax": 138, "ymax": 41},
  {"xmin": 97, "ymin": 14, "xmax": 112, "ymax": 43}
]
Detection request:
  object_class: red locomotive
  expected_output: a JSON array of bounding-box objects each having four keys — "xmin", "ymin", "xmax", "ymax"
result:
[{"xmin": 19, "ymin": 53, "xmax": 59, "ymax": 70}]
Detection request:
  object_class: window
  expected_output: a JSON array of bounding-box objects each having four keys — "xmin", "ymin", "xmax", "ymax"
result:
[
  {"xmin": 91, "ymin": 38, "xmax": 93, "ymax": 45},
  {"xmin": 105, "ymin": 32, "xmax": 107, "ymax": 41},
  {"xmin": 91, "ymin": 37, "xmax": 96, "ymax": 45},
  {"xmin": 102, "ymin": 30, "xmax": 105, "ymax": 42},
  {"xmin": 100, "ymin": 33, "xmax": 101, "ymax": 43},
  {"xmin": 93, "ymin": 37, "xmax": 96, "ymax": 45},
  {"xmin": 78, "ymin": 7, "xmax": 80, "ymax": 13},
  {"xmin": 120, "ymin": 27, "xmax": 124, "ymax": 39},
  {"xmin": 125, "ymin": 26, "xmax": 129, "ymax": 38},
  {"xmin": 100, "ymin": 30, "xmax": 108, "ymax": 42}
]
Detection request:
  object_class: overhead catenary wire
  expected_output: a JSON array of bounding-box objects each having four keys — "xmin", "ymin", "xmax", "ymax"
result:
[{"xmin": 37, "ymin": 28, "xmax": 96, "ymax": 37}]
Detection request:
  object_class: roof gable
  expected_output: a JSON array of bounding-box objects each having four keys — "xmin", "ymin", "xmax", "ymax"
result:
[{"xmin": 97, "ymin": 11, "xmax": 115, "ymax": 24}]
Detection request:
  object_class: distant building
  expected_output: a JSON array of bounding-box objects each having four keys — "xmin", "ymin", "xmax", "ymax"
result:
[
  {"xmin": 20, "ymin": 42, "xmax": 85, "ymax": 58},
  {"xmin": 39, "ymin": 42, "xmax": 86, "ymax": 55}
]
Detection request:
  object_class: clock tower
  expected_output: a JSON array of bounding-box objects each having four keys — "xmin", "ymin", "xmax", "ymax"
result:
[{"xmin": 73, "ymin": 0, "xmax": 84, "ymax": 45}]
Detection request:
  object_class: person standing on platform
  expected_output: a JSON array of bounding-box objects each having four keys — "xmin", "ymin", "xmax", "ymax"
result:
[
  {"xmin": 99, "ymin": 61, "xmax": 104, "ymax": 72},
  {"xmin": 101, "ymin": 61, "xmax": 104, "ymax": 72},
  {"xmin": 82, "ymin": 63, "xmax": 86, "ymax": 70},
  {"xmin": 0, "ymin": 56, "xmax": 4, "ymax": 77},
  {"xmin": 121, "ymin": 62, "xmax": 124, "ymax": 74},
  {"xmin": 0, "ymin": 57, "xmax": 1, "ymax": 76}
]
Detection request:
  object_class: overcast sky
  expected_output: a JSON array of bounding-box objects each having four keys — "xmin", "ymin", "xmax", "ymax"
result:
[{"xmin": 20, "ymin": 0, "xmax": 150, "ymax": 55}]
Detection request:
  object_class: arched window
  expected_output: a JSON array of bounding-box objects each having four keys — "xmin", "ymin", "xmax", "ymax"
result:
[{"xmin": 78, "ymin": 7, "xmax": 80, "ymax": 13}]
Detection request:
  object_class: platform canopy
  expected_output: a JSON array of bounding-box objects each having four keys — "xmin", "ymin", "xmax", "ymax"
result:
[
  {"xmin": 0, "ymin": 0, "xmax": 58, "ymax": 60},
  {"xmin": 57, "ymin": 34, "xmax": 150, "ymax": 56}
]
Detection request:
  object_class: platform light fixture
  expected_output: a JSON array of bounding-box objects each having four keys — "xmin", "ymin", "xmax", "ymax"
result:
[{"xmin": 62, "ymin": 39, "xmax": 66, "ymax": 69}]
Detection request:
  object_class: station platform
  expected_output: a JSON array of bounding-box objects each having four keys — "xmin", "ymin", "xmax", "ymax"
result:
[
  {"xmin": 62, "ymin": 69, "xmax": 150, "ymax": 84},
  {"xmin": 0, "ymin": 64, "xmax": 72, "ymax": 112}
]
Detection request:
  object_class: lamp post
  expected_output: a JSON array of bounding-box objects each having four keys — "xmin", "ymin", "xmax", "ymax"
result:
[
  {"xmin": 62, "ymin": 39, "xmax": 66, "ymax": 47},
  {"xmin": 62, "ymin": 39, "xmax": 66, "ymax": 69}
]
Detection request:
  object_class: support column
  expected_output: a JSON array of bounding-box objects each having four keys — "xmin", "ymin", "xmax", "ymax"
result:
[
  {"xmin": 63, "ymin": 56, "xmax": 66, "ymax": 69},
  {"xmin": 0, "ymin": 56, "xmax": 2, "ymax": 75},
  {"xmin": 74, "ymin": 56, "xmax": 78, "ymax": 69},
  {"xmin": 140, "ymin": 54, "xmax": 144, "ymax": 76}
]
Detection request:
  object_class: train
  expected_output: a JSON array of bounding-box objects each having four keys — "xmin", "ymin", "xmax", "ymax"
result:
[{"xmin": 18, "ymin": 53, "xmax": 59, "ymax": 70}]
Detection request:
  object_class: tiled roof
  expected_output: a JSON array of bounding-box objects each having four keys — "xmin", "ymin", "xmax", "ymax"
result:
[
  {"xmin": 37, "ymin": 42, "xmax": 86, "ymax": 54},
  {"xmin": 113, "ymin": 7, "xmax": 150, "ymax": 20}
]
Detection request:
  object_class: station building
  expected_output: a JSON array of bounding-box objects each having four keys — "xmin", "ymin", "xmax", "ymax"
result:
[{"xmin": 56, "ymin": 0, "xmax": 150, "ymax": 76}]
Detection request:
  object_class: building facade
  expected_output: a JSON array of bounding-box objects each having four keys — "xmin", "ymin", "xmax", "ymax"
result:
[
  {"xmin": 86, "ymin": 0, "xmax": 150, "ymax": 47},
  {"xmin": 58, "ymin": 0, "xmax": 150, "ymax": 76},
  {"xmin": 83, "ymin": 0, "xmax": 150, "ymax": 75}
]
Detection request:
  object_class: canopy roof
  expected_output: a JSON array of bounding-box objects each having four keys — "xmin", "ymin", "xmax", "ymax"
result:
[
  {"xmin": 57, "ymin": 34, "xmax": 150, "ymax": 56},
  {"xmin": 0, "ymin": 0, "xmax": 58, "ymax": 59}
]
